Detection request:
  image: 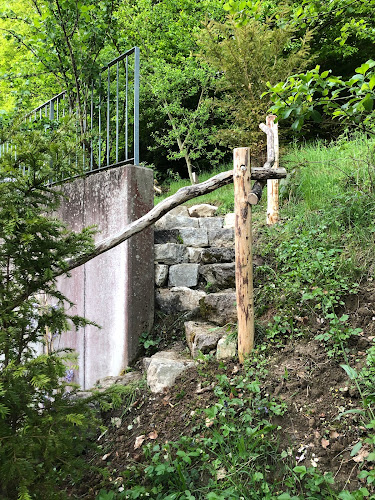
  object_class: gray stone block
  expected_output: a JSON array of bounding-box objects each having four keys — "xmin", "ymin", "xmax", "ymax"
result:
[
  {"xmin": 147, "ymin": 350, "xmax": 195, "ymax": 393},
  {"xmin": 201, "ymin": 247, "xmax": 235, "ymax": 264},
  {"xmin": 188, "ymin": 204, "xmax": 218, "ymax": 218},
  {"xmin": 179, "ymin": 227, "xmax": 208, "ymax": 247},
  {"xmin": 198, "ymin": 217, "xmax": 223, "ymax": 230},
  {"xmin": 216, "ymin": 336, "xmax": 237, "ymax": 360},
  {"xmin": 224, "ymin": 213, "xmax": 235, "ymax": 228},
  {"xmin": 169, "ymin": 263, "xmax": 199, "ymax": 287},
  {"xmin": 155, "ymin": 214, "xmax": 199, "ymax": 230},
  {"xmin": 208, "ymin": 228, "xmax": 234, "ymax": 248},
  {"xmin": 156, "ymin": 287, "xmax": 206, "ymax": 313},
  {"xmin": 199, "ymin": 291, "xmax": 237, "ymax": 325},
  {"xmin": 199, "ymin": 263, "xmax": 236, "ymax": 291},
  {"xmin": 155, "ymin": 264, "xmax": 169, "ymax": 287},
  {"xmin": 154, "ymin": 229, "xmax": 181, "ymax": 244},
  {"xmin": 154, "ymin": 243, "xmax": 188, "ymax": 264},
  {"xmin": 185, "ymin": 321, "xmax": 227, "ymax": 358},
  {"xmin": 187, "ymin": 247, "xmax": 203, "ymax": 263}
]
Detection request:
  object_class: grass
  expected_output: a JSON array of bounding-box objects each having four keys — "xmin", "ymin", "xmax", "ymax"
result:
[
  {"xmin": 96, "ymin": 133, "xmax": 375, "ymax": 499},
  {"xmin": 155, "ymin": 163, "xmax": 236, "ymax": 214}
]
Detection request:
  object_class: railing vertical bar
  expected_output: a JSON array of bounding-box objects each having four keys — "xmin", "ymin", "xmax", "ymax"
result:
[
  {"xmin": 90, "ymin": 82, "xmax": 94, "ymax": 170},
  {"xmin": 134, "ymin": 46, "xmax": 140, "ymax": 165},
  {"xmin": 107, "ymin": 67, "xmax": 110, "ymax": 167},
  {"xmin": 98, "ymin": 75, "xmax": 102, "ymax": 168},
  {"xmin": 116, "ymin": 61, "xmax": 119, "ymax": 164},
  {"xmin": 125, "ymin": 55, "xmax": 128, "ymax": 160}
]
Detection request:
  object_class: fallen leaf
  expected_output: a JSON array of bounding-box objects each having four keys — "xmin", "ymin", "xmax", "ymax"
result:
[
  {"xmin": 353, "ymin": 447, "xmax": 370, "ymax": 463},
  {"xmin": 321, "ymin": 438, "xmax": 330, "ymax": 449},
  {"xmin": 330, "ymin": 430, "xmax": 339, "ymax": 439},
  {"xmin": 134, "ymin": 435, "xmax": 145, "ymax": 450},
  {"xmin": 231, "ymin": 366, "xmax": 239, "ymax": 374},
  {"xmin": 148, "ymin": 431, "xmax": 158, "ymax": 440},
  {"xmin": 102, "ymin": 453, "xmax": 111, "ymax": 461}
]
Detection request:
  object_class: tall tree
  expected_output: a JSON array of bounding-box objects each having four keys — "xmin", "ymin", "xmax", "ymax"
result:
[{"xmin": 115, "ymin": 0, "xmax": 225, "ymax": 183}]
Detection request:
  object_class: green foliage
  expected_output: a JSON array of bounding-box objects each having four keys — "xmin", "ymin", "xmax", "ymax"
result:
[
  {"xmin": 223, "ymin": 0, "xmax": 375, "ymax": 77},
  {"xmin": 265, "ymin": 61, "xmax": 375, "ymax": 134},
  {"xmin": 0, "ymin": 127, "xmax": 97, "ymax": 499},
  {"xmin": 315, "ymin": 314, "xmax": 362, "ymax": 358},
  {"xmin": 0, "ymin": 0, "xmax": 119, "ymax": 116},
  {"xmin": 198, "ymin": 16, "xmax": 311, "ymax": 151},
  {"xmin": 116, "ymin": 0, "xmax": 225, "ymax": 182}
]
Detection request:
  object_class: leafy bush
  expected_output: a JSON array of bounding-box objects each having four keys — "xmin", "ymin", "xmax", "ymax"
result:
[{"xmin": 0, "ymin": 127, "xmax": 97, "ymax": 499}]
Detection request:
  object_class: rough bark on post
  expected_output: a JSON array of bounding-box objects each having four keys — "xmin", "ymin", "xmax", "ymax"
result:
[
  {"xmin": 234, "ymin": 147, "xmax": 254, "ymax": 363},
  {"xmin": 266, "ymin": 115, "xmax": 280, "ymax": 225}
]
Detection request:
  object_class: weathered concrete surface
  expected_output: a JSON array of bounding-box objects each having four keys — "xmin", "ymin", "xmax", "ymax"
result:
[{"xmin": 57, "ymin": 165, "xmax": 154, "ymax": 389}]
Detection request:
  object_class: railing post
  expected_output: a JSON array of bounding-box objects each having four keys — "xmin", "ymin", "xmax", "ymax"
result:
[
  {"xmin": 134, "ymin": 46, "xmax": 140, "ymax": 166},
  {"xmin": 234, "ymin": 147, "xmax": 254, "ymax": 363}
]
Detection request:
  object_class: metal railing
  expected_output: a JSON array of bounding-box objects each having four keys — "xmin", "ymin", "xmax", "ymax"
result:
[{"xmin": 0, "ymin": 47, "xmax": 140, "ymax": 180}]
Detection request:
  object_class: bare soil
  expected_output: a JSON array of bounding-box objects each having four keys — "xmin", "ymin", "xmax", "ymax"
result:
[{"xmin": 68, "ymin": 282, "xmax": 375, "ymax": 499}]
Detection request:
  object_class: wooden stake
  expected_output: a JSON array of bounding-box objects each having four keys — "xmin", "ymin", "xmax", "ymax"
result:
[
  {"xmin": 266, "ymin": 115, "xmax": 280, "ymax": 225},
  {"xmin": 233, "ymin": 147, "xmax": 254, "ymax": 363}
]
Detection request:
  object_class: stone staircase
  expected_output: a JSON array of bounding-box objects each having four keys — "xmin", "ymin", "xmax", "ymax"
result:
[{"xmin": 154, "ymin": 204, "xmax": 238, "ymax": 361}]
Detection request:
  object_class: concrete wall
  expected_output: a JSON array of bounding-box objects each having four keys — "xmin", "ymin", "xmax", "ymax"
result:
[{"xmin": 57, "ymin": 165, "xmax": 154, "ymax": 389}]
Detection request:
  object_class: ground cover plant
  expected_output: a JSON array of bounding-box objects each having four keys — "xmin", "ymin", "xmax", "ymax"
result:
[{"xmin": 70, "ymin": 133, "xmax": 375, "ymax": 499}]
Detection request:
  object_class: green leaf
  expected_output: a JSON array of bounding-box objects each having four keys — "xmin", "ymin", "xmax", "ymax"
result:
[
  {"xmin": 340, "ymin": 364, "xmax": 358, "ymax": 380},
  {"xmin": 369, "ymin": 75, "xmax": 375, "ymax": 91},
  {"xmin": 310, "ymin": 109, "xmax": 322, "ymax": 122},
  {"xmin": 361, "ymin": 95, "xmax": 374, "ymax": 112},
  {"xmin": 350, "ymin": 441, "xmax": 362, "ymax": 457}
]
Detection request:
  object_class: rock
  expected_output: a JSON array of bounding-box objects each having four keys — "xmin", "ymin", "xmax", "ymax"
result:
[
  {"xmin": 155, "ymin": 215, "xmax": 199, "ymax": 230},
  {"xmin": 169, "ymin": 264, "xmax": 199, "ymax": 287},
  {"xmin": 156, "ymin": 287, "xmax": 206, "ymax": 313},
  {"xmin": 216, "ymin": 336, "xmax": 237, "ymax": 360},
  {"xmin": 94, "ymin": 371, "xmax": 142, "ymax": 391},
  {"xmin": 224, "ymin": 213, "xmax": 235, "ymax": 228},
  {"xmin": 155, "ymin": 264, "xmax": 169, "ymax": 287},
  {"xmin": 188, "ymin": 204, "xmax": 218, "ymax": 218},
  {"xmin": 201, "ymin": 247, "xmax": 235, "ymax": 264},
  {"xmin": 154, "ymin": 229, "xmax": 181, "ymax": 244},
  {"xmin": 147, "ymin": 350, "xmax": 195, "ymax": 393},
  {"xmin": 185, "ymin": 321, "xmax": 227, "ymax": 358},
  {"xmin": 154, "ymin": 243, "xmax": 188, "ymax": 264},
  {"xmin": 178, "ymin": 228, "xmax": 208, "ymax": 247},
  {"xmin": 199, "ymin": 290, "xmax": 237, "ymax": 325},
  {"xmin": 208, "ymin": 228, "xmax": 234, "ymax": 248},
  {"xmin": 199, "ymin": 263, "xmax": 236, "ymax": 291},
  {"xmin": 198, "ymin": 217, "xmax": 223, "ymax": 230},
  {"xmin": 168, "ymin": 206, "xmax": 190, "ymax": 217},
  {"xmin": 187, "ymin": 247, "xmax": 203, "ymax": 263}
]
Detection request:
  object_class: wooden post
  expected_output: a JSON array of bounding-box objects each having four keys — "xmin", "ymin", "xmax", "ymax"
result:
[
  {"xmin": 234, "ymin": 147, "xmax": 254, "ymax": 363},
  {"xmin": 266, "ymin": 115, "xmax": 280, "ymax": 225}
]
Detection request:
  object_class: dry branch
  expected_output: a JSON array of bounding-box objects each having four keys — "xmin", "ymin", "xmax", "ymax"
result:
[{"xmin": 65, "ymin": 166, "xmax": 286, "ymax": 273}]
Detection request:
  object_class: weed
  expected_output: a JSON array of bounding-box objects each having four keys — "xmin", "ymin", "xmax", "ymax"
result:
[{"xmin": 315, "ymin": 313, "xmax": 362, "ymax": 358}]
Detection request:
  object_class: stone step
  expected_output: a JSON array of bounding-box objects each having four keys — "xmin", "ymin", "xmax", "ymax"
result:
[
  {"xmin": 185, "ymin": 320, "xmax": 235, "ymax": 359},
  {"xmin": 199, "ymin": 263, "xmax": 235, "ymax": 292},
  {"xmin": 199, "ymin": 289, "xmax": 237, "ymax": 326}
]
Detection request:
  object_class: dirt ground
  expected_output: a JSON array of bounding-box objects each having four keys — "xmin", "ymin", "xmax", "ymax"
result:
[{"xmin": 69, "ymin": 283, "xmax": 375, "ymax": 499}]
